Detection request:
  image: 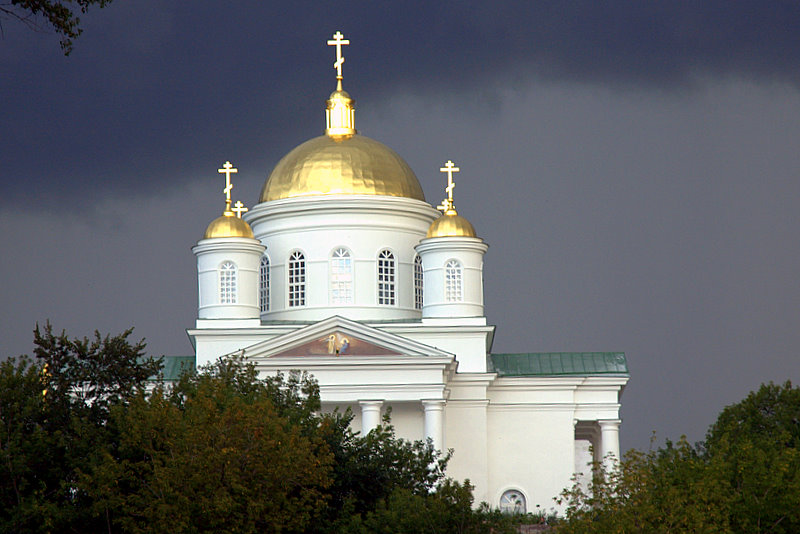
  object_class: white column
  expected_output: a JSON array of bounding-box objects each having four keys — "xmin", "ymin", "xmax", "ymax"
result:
[
  {"xmin": 599, "ymin": 419, "xmax": 621, "ymax": 470},
  {"xmin": 422, "ymin": 399, "xmax": 446, "ymax": 452},
  {"xmin": 359, "ymin": 400, "xmax": 383, "ymax": 435}
]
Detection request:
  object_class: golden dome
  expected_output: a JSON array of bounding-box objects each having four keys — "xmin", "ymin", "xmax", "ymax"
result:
[
  {"xmin": 204, "ymin": 212, "xmax": 254, "ymax": 239},
  {"xmin": 426, "ymin": 210, "xmax": 477, "ymax": 238},
  {"xmin": 259, "ymin": 134, "xmax": 425, "ymax": 202}
]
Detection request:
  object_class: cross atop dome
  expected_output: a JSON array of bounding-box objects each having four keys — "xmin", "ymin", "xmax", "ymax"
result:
[
  {"xmin": 325, "ymin": 31, "xmax": 357, "ymax": 137},
  {"xmin": 436, "ymin": 160, "xmax": 460, "ymax": 214},
  {"xmin": 218, "ymin": 160, "xmax": 238, "ymax": 212},
  {"xmin": 327, "ymin": 31, "xmax": 350, "ymax": 83},
  {"xmin": 232, "ymin": 200, "xmax": 248, "ymax": 218}
]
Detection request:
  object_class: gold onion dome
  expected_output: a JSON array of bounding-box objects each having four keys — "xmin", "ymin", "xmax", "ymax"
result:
[
  {"xmin": 204, "ymin": 210, "xmax": 254, "ymax": 239},
  {"xmin": 426, "ymin": 209, "xmax": 477, "ymax": 238},
  {"xmin": 259, "ymin": 135, "xmax": 425, "ymax": 202}
]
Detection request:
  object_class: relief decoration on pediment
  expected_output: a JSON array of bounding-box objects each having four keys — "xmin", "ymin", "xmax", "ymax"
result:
[{"xmin": 271, "ymin": 331, "xmax": 399, "ymax": 357}]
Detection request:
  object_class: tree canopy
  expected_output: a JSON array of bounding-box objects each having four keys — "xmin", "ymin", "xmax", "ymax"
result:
[
  {"xmin": 0, "ymin": 325, "xmax": 520, "ymax": 533},
  {"xmin": 558, "ymin": 381, "xmax": 800, "ymax": 533}
]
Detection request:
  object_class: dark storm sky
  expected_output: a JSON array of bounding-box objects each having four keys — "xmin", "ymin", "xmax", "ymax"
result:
[{"xmin": 2, "ymin": 2, "xmax": 799, "ymax": 451}]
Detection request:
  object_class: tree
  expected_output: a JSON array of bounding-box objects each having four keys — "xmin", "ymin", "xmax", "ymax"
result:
[
  {"xmin": 704, "ymin": 382, "xmax": 800, "ymax": 533},
  {"xmin": 557, "ymin": 382, "xmax": 800, "ymax": 534},
  {"xmin": 85, "ymin": 359, "xmax": 333, "ymax": 533},
  {"xmin": 316, "ymin": 409, "xmax": 450, "ymax": 528},
  {"xmin": 0, "ymin": 323, "xmax": 161, "ymax": 533},
  {"xmin": 2, "ymin": 326, "xmax": 521, "ymax": 533},
  {"xmin": 339, "ymin": 479, "xmax": 516, "ymax": 534},
  {"xmin": 0, "ymin": 0, "xmax": 112, "ymax": 55}
]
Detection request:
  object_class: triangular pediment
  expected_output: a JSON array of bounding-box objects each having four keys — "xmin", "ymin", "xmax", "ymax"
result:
[
  {"xmin": 273, "ymin": 331, "xmax": 399, "ymax": 357},
  {"xmin": 240, "ymin": 316, "xmax": 452, "ymax": 360}
]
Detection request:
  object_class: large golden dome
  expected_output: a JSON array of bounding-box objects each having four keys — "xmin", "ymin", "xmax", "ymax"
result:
[{"xmin": 259, "ymin": 134, "xmax": 425, "ymax": 202}]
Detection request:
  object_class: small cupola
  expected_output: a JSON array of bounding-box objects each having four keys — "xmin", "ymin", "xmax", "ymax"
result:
[
  {"xmin": 416, "ymin": 160, "xmax": 488, "ymax": 319},
  {"xmin": 193, "ymin": 161, "xmax": 264, "ymax": 322}
]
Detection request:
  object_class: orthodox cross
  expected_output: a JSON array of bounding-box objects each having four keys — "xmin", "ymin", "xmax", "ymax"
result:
[
  {"xmin": 437, "ymin": 160, "xmax": 460, "ymax": 213},
  {"xmin": 327, "ymin": 31, "xmax": 350, "ymax": 80},
  {"xmin": 218, "ymin": 161, "xmax": 238, "ymax": 205},
  {"xmin": 232, "ymin": 200, "xmax": 248, "ymax": 218}
]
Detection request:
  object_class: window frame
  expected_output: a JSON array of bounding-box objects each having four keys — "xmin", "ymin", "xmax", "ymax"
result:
[
  {"xmin": 413, "ymin": 254, "xmax": 424, "ymax": 310},
  {"xmin": 259, "ymin": 255, "xmax": 270, "ymax": 312},
  {"xmin": 219, "ymin": 260, "xmax": 237, "ymax": 304},
  {"xmin": 288, "ymin": 250, "xmax": 306, "ymax": 307},
  {"xmin": 377, "ymin": 249, "xmax": 396, "ymax": 306},
  {"xmin": 330, "ymin": 247, "xmax": 354, "ymax": 305},
  {"xmin": 445, "ymin": 259, "xmax": 463, "ymax": 302}
]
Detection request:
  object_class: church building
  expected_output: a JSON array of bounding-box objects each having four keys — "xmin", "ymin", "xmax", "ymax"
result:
[{"xmin": 183, "ymin": 32, "xmax": 629, "ymax": 513}]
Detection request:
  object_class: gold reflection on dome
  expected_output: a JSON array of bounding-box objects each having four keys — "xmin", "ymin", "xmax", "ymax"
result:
[
  {"xmin": 426, "ymin": 212, "xmax": 477, "ymax": 238},
  {"xmin": 259, "ymin": 134, "xmax": 426, "ymax": 202},
  {"xmin": 204, "ymin": 212, "xmax": 254, "ymax": 239}
]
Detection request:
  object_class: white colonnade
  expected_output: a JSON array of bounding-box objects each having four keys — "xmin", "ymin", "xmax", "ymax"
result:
[{"xmin": 357, "ymin": 399, "xmax": 447, "ymax": 453}]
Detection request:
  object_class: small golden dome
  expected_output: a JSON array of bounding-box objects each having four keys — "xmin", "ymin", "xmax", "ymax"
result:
[
  {"xmin": 204, "ymin": 212, "xmax": 254, "ymax": 239},
  {"xmin": 328, "ymin": 87, "xmax": 353, "ymax": 103},
  {"xmin": 426, "ymin": 210, "xmax": 477, "ymax": 238},
  {"xmin": 259, "ymin": 134, "xmax": 425, "ymax": 202}
]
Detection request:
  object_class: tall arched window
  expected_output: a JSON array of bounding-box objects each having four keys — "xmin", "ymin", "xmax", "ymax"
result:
[
  {"xmin": 288, "ymin": 251, "xmax": 306, "ymax": 307},
  {"xmin": 445, "ymin": 259, "xmax": 463, "ymax": 302},
  {"xmin": 414, "ymin": 255, "xmax": 423, "ymax": 310},
  {"xmin": 330, "ymin": 248, "xmax": 353, "ymax": 304},
  {"xmin": 219, "ymin": 261, "xmax": 237, "ymax": 304},
  {"xmin": 377, "ymin": 249, "xmax": 396, "ymax": 305},
  {"xmin": 259, "ymin": 255, "xmax": 270, "ymax": 312}
]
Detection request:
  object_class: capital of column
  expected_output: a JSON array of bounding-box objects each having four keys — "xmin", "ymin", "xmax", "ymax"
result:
[
  {"xmin": 421, "ymin": 399, "xmax": 447, "ymax": 412},
  {"xmin": 598, "ymin": 419, "xmax": 622, "ymax": 429}
]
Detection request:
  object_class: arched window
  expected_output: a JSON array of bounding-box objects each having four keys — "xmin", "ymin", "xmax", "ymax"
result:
[
  {"xmin": 414, "ymin": 255, "xmax": 423, "ymax": 310},
  {"xmin": 219, "ymin": 261, "xmax": 237, "ymax": 304},
  {"xmin": 499, "ymin": 489, "xmax": 526, "ymax": 514},
  {"xmin": 259, "ymin": 255, "xmax": 270, "ymax": 312},
  {"xmin": 330, "ymin": 248, "xmax": 353, "ymax": 304},
  {"xmin": 377, "ymin": 249, "xmax": 395, "ymax": 305},
  {"xmin": 288, "ymin": 251, "xmax": 306, "ymax": 307},
  {"xmin": 445, "ymin": 259, "xmax": 463, "ymax": 302}
]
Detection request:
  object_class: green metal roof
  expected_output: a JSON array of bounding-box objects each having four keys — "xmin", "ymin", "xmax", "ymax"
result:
[
  {"xmin": 157, "ymin": 356, "xmax": 196, "ymax": 381},
  {"xmin": 489, "ymin": 352, "xmax": 628, "ymax": 377}
]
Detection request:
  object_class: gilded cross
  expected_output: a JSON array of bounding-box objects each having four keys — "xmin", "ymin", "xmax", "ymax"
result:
[
  {"xmin": 218, "ymin": 161, "xmax": 238, "ymax": 203},
  {"xmin": 327, "ymin": 31, "xmax": 350, "ymax": 79},
  {"xmin": 232, "ymin": 201, "xmax": 248, "ymax": 218},
  {"xmin": 437, "ymin": 160, "xmax": 460, "ymax": 212}
]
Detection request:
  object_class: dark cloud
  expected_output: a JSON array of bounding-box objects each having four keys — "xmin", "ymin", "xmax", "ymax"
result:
[
  {"xmin": 4, "ymin": 2, "xmax": 800, "ymax": 210},
  {"xmin": 3, "ymin": 3, "xmax": 800, "ymax": 453}
]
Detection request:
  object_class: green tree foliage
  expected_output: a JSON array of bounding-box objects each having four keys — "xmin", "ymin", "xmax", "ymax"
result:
[
  {"xmin": 1, "ymin": 326, "xmax": 518, "ymax": 533},
  {"xmin": 85, "ymin": 359, "xmax": 333, "ymax": 533},
  {"xmin": 704, "ymin": 382, "xmax": 800, "ymax": 532},
  {"xmin": 0, "ymin": 323, "xmax": 160, "ymax": 533},
  {"xmin": 340, "ymin": 479, "xmax": 516, "ymax": 534},
  {"xmin": 558, "ymin": 381, "xmax": 800, "ymax": 534},
  {"xmin": 0, "ymin": 0, "xmax": 112, "ymax": 54}
]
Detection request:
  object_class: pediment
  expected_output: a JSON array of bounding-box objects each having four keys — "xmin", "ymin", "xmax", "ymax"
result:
[
  {"xmin": 240, "ymin": 316, "xmax": 452, "ymax": 360},
  {"xmin": 273, "ymin": 331, "xmax": 399, "ymax": 357}
]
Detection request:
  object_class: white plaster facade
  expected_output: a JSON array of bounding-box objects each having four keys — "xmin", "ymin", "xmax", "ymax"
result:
[{"xmin": 186, "ymin": 64, "xmax": 628, "ymax": 513}]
